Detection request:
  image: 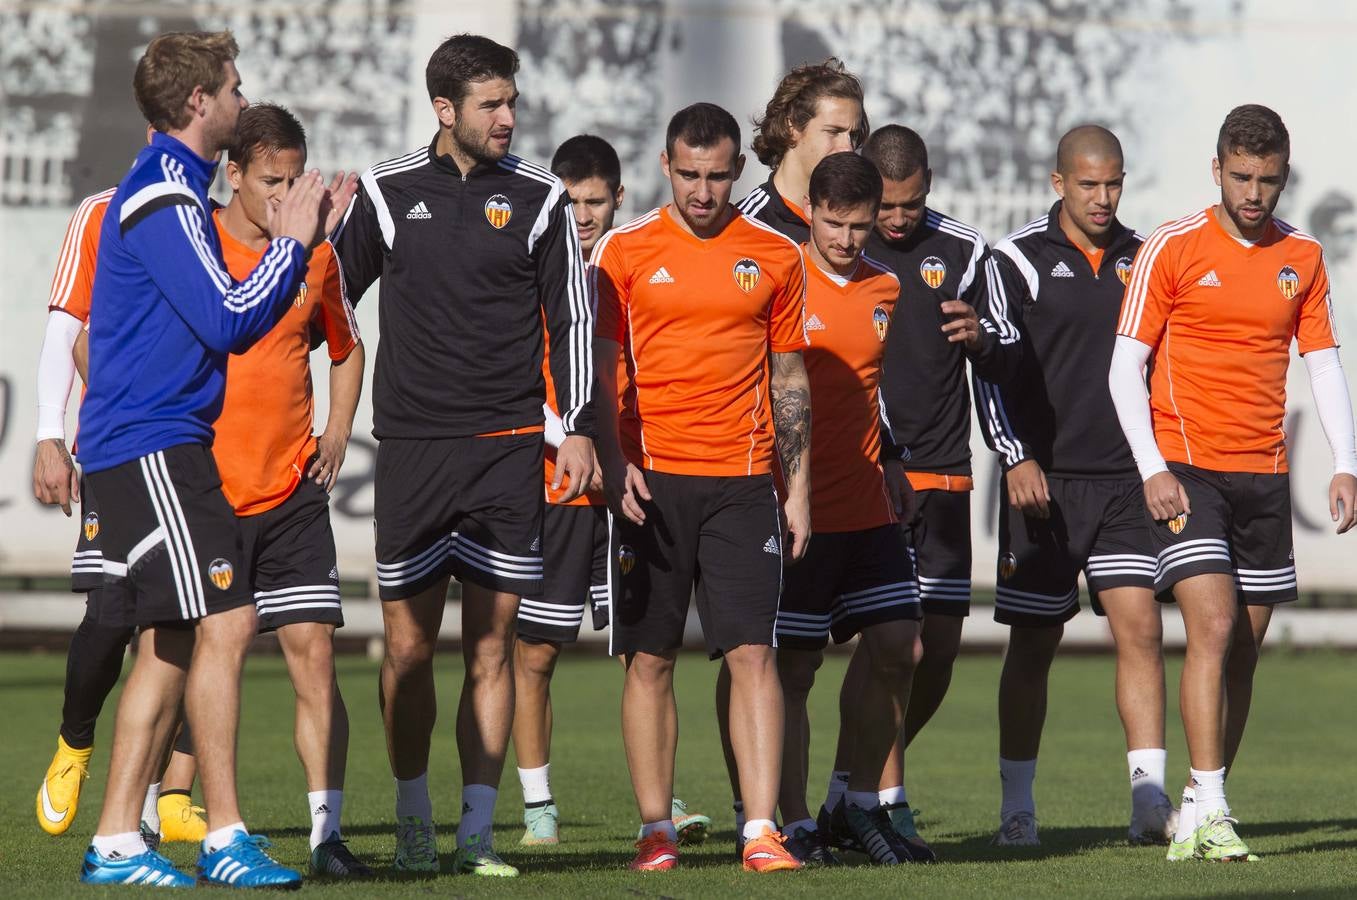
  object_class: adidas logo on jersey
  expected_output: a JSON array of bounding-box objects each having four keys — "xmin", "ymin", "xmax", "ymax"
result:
[
  {"xmin": 805, "ymin": 314, "xmax": 827, "ymax": 331},
  {"xmin": 406, "ymin": 201, "xmax": 432, "ymax": 220},
  {"xmin": 763, "ymin": 535, "xmax": 781, "ymax": 555},
  {"xmin": 648, "ymin": 266, "xmax": 675, "ymax": 284},
  {"xmin": 1050, "ymin": 260, "xmax": 1075, "ymax": 278},
  {"xmin": 1198, "ymin": 269, "xmax": 1222, "ymax": 287}
]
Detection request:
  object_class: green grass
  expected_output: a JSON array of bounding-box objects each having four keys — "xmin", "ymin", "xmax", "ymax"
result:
[{"xmin": 2, "ymin": 648, "xmax": 1354, "ymax": 897}]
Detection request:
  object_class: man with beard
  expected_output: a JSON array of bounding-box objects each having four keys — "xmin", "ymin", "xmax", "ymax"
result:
[
  {"xmin": 331, "ymin": 33, "xmax": 595, "ymax": 878},
  {"xmin": 1110, "ymin": 104, "xmax": 1356, "ymax": 861}
]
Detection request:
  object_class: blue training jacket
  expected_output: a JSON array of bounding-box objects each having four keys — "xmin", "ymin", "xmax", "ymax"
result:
[{"xmin": 77, "ymin": 132, "xmax": 307, "ymax": 473}]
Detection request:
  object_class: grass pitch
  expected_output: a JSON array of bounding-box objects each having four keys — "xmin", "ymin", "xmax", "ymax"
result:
[{"xmin": 1, "ymin": 647, "xmax": 1354, "ymax": 897}]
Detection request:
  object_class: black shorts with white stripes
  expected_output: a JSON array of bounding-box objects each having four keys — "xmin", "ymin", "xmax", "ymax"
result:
[
  {"xmin": 611, "ymin": 472, "xmax": 783, "ymax": 660},
  {"xmin": 776, "ymin": 523, "xmax": 921, "ymax": 650},
  {"xmin": 84, "ymin": 444, "xmax": 253, "ymax": 628},
  {"xmin": 906, "ymin": 488, "xmax": 972, "ymax": 616},
  {"xmin": 995, "ymin": 475, "xmax": 1156, "ymax": 627},
  {"xmin": 70, "ymin": 473, "xmax": 106, "ymax": 593},
  {"xmin": 239, "ymin": 479, "xmax": 343, "ymax": 633},
  {"xmin": 374, "ymin": 434, "xmax": 544, "ymax": 600},
  {"xmin": 1150, "ymin": 463, "xmax": 1296, "ymax": 605},
  {"xmin": 516, "ymin": 503, "xmax": 613, "ymax": 644}
]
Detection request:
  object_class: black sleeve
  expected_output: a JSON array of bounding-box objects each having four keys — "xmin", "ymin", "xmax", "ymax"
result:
[
  {"xmin": 966, "ymin": 245, "xmax": 1023, "ymax": 384},
  {"xmin": 971, "ymin": 251, "xmax": 1032, "ymax": 469},
  {"xmin": 328, "ymin": 177, "xmax": 386, "ymax": 308},
  {"xmin": 535, "ymin": 182, "xmax": 596, "ymax": 437}
]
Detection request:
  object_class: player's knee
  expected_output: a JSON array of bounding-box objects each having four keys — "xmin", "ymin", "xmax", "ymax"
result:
[
  {"xmin": 775, "ymin": 648, "xmax": 822, "ymax": 695},
  {"xmin": 862, "ymin": 627, "xmax": 919, "ymax": 683},
  {"xmin": 384, "ymin": 631, "xmax": 436, "ymax": 677},
  {"xmin": 515, "ymin": 639, "xmax": 561, "ymax": 680},
  {"xmin": 1005, "ymin": 625, "xmax": 1063, "ymax": 667},
  {"xmin": 625, "ymin": 652, "xmax": 675, "ymax": 688}
]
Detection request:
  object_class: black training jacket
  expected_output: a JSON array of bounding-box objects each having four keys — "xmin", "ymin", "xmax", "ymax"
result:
[
  {"xmin": 974, "ymin": 201, "xmax": 1144, "ymax": 478},
  {"xmin": 332, "ymin": 137, "xmax": 593, "ymax": 440}
]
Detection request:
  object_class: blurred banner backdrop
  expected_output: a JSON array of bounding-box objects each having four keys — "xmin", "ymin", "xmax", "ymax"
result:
[{"xmin": 3, "ymin": 0, "xmax": 1354, "ymax": 588}]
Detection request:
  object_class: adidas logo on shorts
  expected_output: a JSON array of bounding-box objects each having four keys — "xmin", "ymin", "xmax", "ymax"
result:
[
  {"xmin": 763, "ymin": 535, "xmax": 780, "ymax": 555},
  {"xmin": 530, "ymin": 536, "xmax": 541, "ymax": 552},
  {"xmin": 328, "ymin": 566, "xmax": 339, "ymax": 581},
  {"xmin": 406, "ymin": 201, "xmax": 432, "ymax": 220},
  {"xmin": 1050, "ymin": 260, "xmax": 1075, "ymax": 278},
  {"xmin": 806, "ymin": 314, "xmax": 827, "ymax": 331},
  {"xmin": 649, "ymin": 266, "xmax": 675, "ymax": 284},
  {"xmin": 1197, "ymin": 269, "xmax": 1222, "ymax": 287}
]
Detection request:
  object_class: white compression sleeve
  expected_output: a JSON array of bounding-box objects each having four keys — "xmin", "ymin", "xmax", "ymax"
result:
[
  {"xmin": 1108, "ymin": 335, "xmax": 1168, "ymax": 481},
  {"xmin": 1304, "ymin": 347, "xmax": 1357, "ymax": 476},
  {"xmin": 543, "ymin": 403, "xmax": 566, "ymax": 449},
  {"xmin": 35, "ymin": 310, "xmax": 83, "ymax": 442}
]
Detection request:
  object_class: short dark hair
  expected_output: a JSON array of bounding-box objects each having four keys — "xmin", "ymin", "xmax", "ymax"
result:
[
  {"xmin": 861, "ymin": 125, "xmax": 929, "ymax": 181},
  {"xmin": 227, "ymin": 102, "xmax": 307, "ymax": 172},
  {"xmin": 751, "ymin": 58, "xmax": 867, "ymax": 169},
  {"xmin": 551, "ymin": 135, "xmax": 622, "ymax": 195},
  {"xmin": 1217, "ymin": 104, "xmax": 1289, "ymax": 163},
  {"xmin": 665, "ymin": 102, "xmax": 741, "ymax": 160},
  {"xmin": 133, "ymin": 31, "xmax": 239, "ymax": 132},
  {"xmin": 426, "ymin": 33, "xmax": 519, "ymax": 106},
  {"xmin": 809, "ymin": 152, "xmax": 883, "ymax": 213}
]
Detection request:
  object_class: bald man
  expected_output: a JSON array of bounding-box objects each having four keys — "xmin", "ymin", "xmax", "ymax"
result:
[{"xmin": 975, "ymin": 126, "xmax": 1176, "ymax": 847}]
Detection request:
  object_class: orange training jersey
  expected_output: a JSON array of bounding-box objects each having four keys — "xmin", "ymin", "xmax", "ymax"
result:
[
  {"xmin": 48, "ymin": 188, "xmax": 113, "ymax": 323},
  {"xmin": 212, "ymin": 211, "xmax": 360, "ymax": 515},
  {"xmin": 802, "ymin": 248, "xmax": 900, "ymax": 532},
  {"xmin": 594, "ymin": 206, "xmax": 807, "ymax": 476},
  {"xmin": 543, "ymin": 316, "xmax": 605, "ymax": 506},
  {"xmin": 1117, "ymin": 207, "xmax": 1338, "ymax": 474}
]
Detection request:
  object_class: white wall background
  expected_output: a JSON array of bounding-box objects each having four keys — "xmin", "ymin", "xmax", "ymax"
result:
[{"xmin": 1, "ymin": 0, "xmax": 1354, "ymax": 590}]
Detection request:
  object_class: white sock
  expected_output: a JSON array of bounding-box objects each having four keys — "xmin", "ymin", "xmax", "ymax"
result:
[
  {"xmin": 204, "ymin": 822, "xmax": 246, "ymax": 854},
  {"xmin": 1174, "ymin": 785, "xmax": 1196, "ymax": 842},
  {"xmin": 1128, "ymin": 748, "xmax": 1168, "ymax": 811},
  {"xmin": 784, "ymin": 816, "xmax": 817, "ymax": 834},
  {"xmin": 640, "ymin": 819, "xmax": 677, "ymax": 841},
  {"xmin": 92, "ymin": 831, "xmax": 147, "ymax": 860},
  {"xmin": 743, "ymin": 818, "xmax": 777, "ymax": 841},
  {"xmin": 999, "ymin": 757, "xmax": 1037, "ymax": 819},
  {"xmin": 395, "ymin": 772, "xmax": 432, "ymax": 822},
  {"xmin": 308, "ymin": 789, "xmax": 342, "ymax": 849},
  {"xmin": 733, "ymin": 800, "xmax": 745, "ymax": 834},
  {"xmin": 518, "ymin": 765, "xmax": 552, "ymax": 805},
  {"xmin": 456, "ymin": 784, "xmax": 497, "ymax": 848},
  {"xmin": 879, "ymin": 785, "xmax": 908, "ymax": 807},
  {"xmin": 824, "ymin": 770, "xmax": 849, "ymax": 812},
  {"xmin": 1190, "ymin": 767, "xmax": 1228, "ymax": 817},
  {"xmin": 140, "ymin": 782, "xmax": 161, "ymax": 834},
  {"xmin": 847, "ymin": 790, "xmax": 879, "ymax": 810}
]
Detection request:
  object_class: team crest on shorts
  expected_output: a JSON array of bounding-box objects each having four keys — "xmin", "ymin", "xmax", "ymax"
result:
[
  {"xmin": 83, "ymin": 512, "xmax": 99, "ymax": 541},
  {"xmin": 873, "ymin": 306, "xmax": 890, "ymax": 341},
  {"xmin": 1167, "ymin": 512, "xmax": 1188, "ymax": 535},
  {"xmin": 617, "ymin": 545, "xmax": 636, "ymax": 576},
  {"xmin": 1277, "ymin": 265, "xmax": 1300, "ymax": 300},
  {"xmin": 1115, "ymin": 257, "xmax": 1133, "ymax": 286},
  {"xmin": 484, "ymin": 194, "xmax": 513, "ymax": 229},
  {"xmin": 999, "ymin": 552, "xmax": 1018, "ymax": 580},
  {"xmin": 293, "ymin": 280, "xmax": 308, "ymax": 308},
  {"xmin": 919, "ymin": 256, "xmax": 947, "ymax": 289},
  {"xmin": 208, "ymin": 558, "xmax": 235, "ymax": 591},
  {"xmin": 733, "ymin": 258, "xmax": 761, "ymax": 293}
]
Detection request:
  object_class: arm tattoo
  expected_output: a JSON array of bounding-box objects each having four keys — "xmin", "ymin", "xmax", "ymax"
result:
[
  {"xmin": 771, "ymin": 351, "xmax": 811, "ymax": 482},
  {"xmin": 774, "ymin": 387, "xmax": 811, "ymax": 480}
]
